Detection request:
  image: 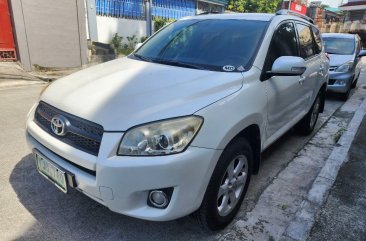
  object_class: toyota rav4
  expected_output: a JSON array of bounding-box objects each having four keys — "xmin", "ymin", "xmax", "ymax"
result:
[{"xmin": 26, "ymin": 10, "xmax": 329, "ymax": 230}]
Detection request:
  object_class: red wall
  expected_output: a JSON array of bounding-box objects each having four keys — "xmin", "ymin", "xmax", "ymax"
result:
[{"xmin": 0, "ymin": 0, "xmax": 15, "ymax": 50}]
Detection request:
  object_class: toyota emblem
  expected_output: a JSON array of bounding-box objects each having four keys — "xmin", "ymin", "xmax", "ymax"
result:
[{"xmin": 50, "ymin": 115, "xmax": 68, "ymax": 136}]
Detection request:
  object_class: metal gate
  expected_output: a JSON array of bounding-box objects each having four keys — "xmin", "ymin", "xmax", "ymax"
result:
[{"xmin": 0, "ymin": 0, "xmax": 16, "ymax": 60}]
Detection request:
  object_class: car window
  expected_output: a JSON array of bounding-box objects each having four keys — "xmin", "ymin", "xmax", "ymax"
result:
[
  {"xmin": 323, "ymin": 37, "xmax": 355, "ymax": 55},
  {"xmin": 296, "ymin": 23, "xmax": 316, "ymax": 58},
  {"xmin": 261, "ymin": 22, "xmax": 298, "ymax": 79},
  {"xmin": 134, "ymin": 19, "xmax": 268, "ymax": 72},
  {"xmin": 311, "ymin": 26, "xmax": 322, "ymax": 54}
]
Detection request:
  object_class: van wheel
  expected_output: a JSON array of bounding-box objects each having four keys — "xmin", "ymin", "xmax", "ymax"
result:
[
  {"xmin": 340, "ymin": 86, "xmax": 351, "ymax": 101},
  {"xmin": 295, "ymin": 94, "xmax": 321, "ymax": 135},
  {"xmin": 351, "ymin": 74, "xmax": 359, "ymax": 89},
  {"xmin": 195, "ymin": 138, "xmax": 252, "ymax": 230}
]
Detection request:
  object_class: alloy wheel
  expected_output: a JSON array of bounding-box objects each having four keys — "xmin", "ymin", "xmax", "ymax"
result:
[{"xmin": 217, "ymin": 155, "xmax": 248, "ymax": 216}]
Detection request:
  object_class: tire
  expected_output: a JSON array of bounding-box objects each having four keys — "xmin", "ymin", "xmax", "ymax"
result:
[
  {"xmin": 351, "ymin": 74, "xmax": 359, "ymax": 89},
  {"xmin": 340, "ymin": 85, "xmax": 351, "ymax": 101},
  {"xmin": 194, "ymin": 138, "xmax": 253, "ymax": 231},
  {"xmin": 295, "ymin": 94, "xmax": 321, "ymax": 135}
]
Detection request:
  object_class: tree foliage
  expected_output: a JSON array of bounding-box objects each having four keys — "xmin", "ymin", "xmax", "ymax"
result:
[{"xmin": 227, "ymin": 0, "xmax": 282, "ymax": 13}]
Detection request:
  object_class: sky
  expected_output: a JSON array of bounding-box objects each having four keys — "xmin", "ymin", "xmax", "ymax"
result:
[{"xmin": 315, "ymin": 0, "xmax": 346, "ymax": 8}]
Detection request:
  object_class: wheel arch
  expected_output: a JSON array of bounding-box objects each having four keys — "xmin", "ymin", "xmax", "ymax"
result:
[{"xmin": 235, "ymin": 124, "xmax": 261, "ymax": 174}]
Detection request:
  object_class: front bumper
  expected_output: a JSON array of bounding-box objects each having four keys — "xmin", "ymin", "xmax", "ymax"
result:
[
  {"xmin": 26, "ymin": 119, "xmax": 222, "ymax": 221},
  {"xmin": 327, "ymin": 71, "xmax": 354, "ymax": 93}
]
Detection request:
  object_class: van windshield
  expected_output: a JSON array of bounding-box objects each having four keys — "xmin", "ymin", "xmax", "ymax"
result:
[
  {"xmin": 132, "ymin": 19, "xmax": 268, "ymax": 72},
  {"xmin": 323, "ymin": 37, "xmax": 355, "ymax": 55}
]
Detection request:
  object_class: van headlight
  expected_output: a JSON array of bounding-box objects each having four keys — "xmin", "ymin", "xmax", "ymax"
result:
[
  {"xmin": 334, "ymin": 61, "xmax": 353, "ymax": 73},
  {"xmin": 118, "ymin": 116, "xmax": 203, "ymax": 156}
]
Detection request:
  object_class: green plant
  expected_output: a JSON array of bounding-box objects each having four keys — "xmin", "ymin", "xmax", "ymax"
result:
[
  {"xmin": 334, "ymin": 125, "xmax": 347, "ymax": 143},
  {"xmin": 154, "ymin": 17, "xmax": 175, "ymax": 32},
  {"xmin": 140, "ymin": 36, "xmax": 148, "ymax": 43},
  {"xmin": 110, "ymin": 34, "xmax": 139, "ymax": 56},
  {"xmin": 110, "ymin": 33, "xmax": 123, "ymax": 52}
]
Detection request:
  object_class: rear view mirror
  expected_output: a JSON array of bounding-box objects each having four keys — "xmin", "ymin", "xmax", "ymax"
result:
[{"xmin": 268, "ymin": 56, "xmax": 306, "ymax": 76}]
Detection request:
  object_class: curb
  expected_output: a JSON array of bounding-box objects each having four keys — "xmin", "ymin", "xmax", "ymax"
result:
[
  {"xmin": 0, "ymin": 80, "xmax": 45, "ymax": 90},
  {"xmin": 282, "ymin": 97, "xmax": 366, "ymax": 241}
]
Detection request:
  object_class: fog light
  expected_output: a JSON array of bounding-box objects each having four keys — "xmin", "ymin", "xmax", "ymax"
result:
[{"xmin": 149, "ymin": 190, "xmax": 169, "ymax": 208}]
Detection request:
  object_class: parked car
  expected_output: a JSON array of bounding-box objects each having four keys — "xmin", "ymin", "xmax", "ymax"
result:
[
  {"xmin": 322, "ymin": 33, "xmax": 366, "ymax": 100},
  {"xmin": 26, "ymin": 10, "xmax": 328, "ymax": 230}
]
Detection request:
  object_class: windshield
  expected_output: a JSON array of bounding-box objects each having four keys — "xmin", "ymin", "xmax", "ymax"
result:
[
  {"xmin": 323, "ymin": 37, "xmax": 355, "ymax": 55},
  {"xmin": 132, "ymin": 19, "xmax": 268, "ymax": 72}
]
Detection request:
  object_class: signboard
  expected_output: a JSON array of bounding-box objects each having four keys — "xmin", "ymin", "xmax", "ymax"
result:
[
  {"xmin": 291, "ymin": 2, "xmax": 307, "ymax": 15},
  {"xmin": 0, "ymin": 0, "xmax": 16, "ymax": 60}
]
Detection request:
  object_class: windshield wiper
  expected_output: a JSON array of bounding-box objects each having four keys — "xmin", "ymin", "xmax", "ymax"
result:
[
  {"xmin": 155, "ymin": 59, "xmax": 207, "ymax": 70},
  {"xmin": 133, "ymin": 54, "xmax": 154, "ymax": 62}
]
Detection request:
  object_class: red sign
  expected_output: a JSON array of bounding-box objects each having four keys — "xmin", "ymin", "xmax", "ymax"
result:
[
  {"xmin": 0, "ymin": 0, "xmax": 16, "ymax": 60},
  {"xmin": 290, "ymin": 2, "xmax": 307, "ymax": 15}
]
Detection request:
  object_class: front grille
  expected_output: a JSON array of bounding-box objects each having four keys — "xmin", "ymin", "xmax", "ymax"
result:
[
  {"xmin": 329, "ymin": 66, "xmax": 337, "ymax": 71},
  {"xmin": 328, "ymin": 79, "xmax": 336, "ymax": 85},
  {"xmin": 34, "ymin": 102, "xmax": 104, "ymax": 156}
]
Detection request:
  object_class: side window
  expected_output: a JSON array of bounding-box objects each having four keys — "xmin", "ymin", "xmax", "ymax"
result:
[
  {"xmin": 296, "ymin": 23, "xmax": 316, "ymax": 58},
  {"xmin": 262, "ymin": 22, "xmax": 298, "ymax": 78},
  {"xmin": 311, "ymin": 26, "xmax": 322, "ymax": 54}
]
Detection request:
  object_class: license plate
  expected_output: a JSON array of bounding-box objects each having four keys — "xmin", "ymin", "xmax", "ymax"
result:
[{"xmin": 34, "ymin": 150, "xmax": 68, "ymax": 193}]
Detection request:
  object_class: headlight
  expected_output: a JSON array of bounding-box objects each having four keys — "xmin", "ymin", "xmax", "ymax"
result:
[
  {"xmin": 334, "ymin": 61, "xmax": 353, "ymax": 73},
  {"xmin": 118, "ymin": 116, "xmax": 203, "ymax": 156},
  {"xmin": 335, "ymin": 79, "xmax": 346, "ymax": 85}
]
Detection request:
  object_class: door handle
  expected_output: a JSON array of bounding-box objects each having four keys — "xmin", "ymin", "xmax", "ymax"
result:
[{"xmin": 299, "ymin": 76, "xmax": 306, "ymax": 85}]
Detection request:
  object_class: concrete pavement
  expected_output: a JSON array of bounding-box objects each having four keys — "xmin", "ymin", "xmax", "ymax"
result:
[
  {"xmin": 308, "ymin": 113, "xmax": 366, "ymax": 241},
  {"xmin": 0, "ymin": 62, "xmax": 44, "ymax": 89}
]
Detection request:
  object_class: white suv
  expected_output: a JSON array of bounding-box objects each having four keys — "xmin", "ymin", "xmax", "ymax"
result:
[{"xmin": 26, "ymin": 11, "xmax": 328, "ymax": 230}]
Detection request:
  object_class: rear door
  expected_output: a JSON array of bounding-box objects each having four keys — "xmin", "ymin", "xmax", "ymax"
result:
[{"xmin": 295, "ymin": 23, "xmax": 322, "ymax": 110}]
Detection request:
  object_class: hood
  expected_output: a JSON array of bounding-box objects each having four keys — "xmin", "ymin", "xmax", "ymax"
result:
[
  {"xmin": 41, "ymin": 57, "xmax": 243, "ymax": 131},
  {"xmin": 328, "ymin": 54, "xmax": 354, "ymax": 67}
]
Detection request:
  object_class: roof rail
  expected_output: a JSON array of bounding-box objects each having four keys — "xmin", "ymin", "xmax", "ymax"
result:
[{"xmin": 276, "ymin": 9, "xmax": 314, "ymax": 24}]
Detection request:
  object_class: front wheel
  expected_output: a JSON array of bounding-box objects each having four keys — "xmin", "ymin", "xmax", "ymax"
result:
[
  {"xmin": 340, "ymin": 85, "xmax": 351, "ymax": 101},
  {"xmin": 194, "ymin": 138, "xmax": 253, "ymax": 230},
  {"xmin": 351, "ymin": 74, "xmax": 359, "ymax": 89},
  {"xmin": 295, "ymin": 94, "xmax": 321, "ymax": 135}
]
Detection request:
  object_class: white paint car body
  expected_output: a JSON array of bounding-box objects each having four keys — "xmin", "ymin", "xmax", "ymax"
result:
[{"xmin": 26, "ymin": 12, "xmax": 329, "ymax": 227}]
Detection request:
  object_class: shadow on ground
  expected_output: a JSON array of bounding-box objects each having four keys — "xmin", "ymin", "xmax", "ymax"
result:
[{"xmin": 9, "ymin": 154, "xmax": 217, "ymax": 241}]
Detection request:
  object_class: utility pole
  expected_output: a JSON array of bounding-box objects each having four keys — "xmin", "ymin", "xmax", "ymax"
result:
[{"xmin": 145, "ymin": 0, "xmax": 153, "ymax": 37}]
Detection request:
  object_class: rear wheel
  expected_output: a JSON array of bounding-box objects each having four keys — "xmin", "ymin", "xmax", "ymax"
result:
[
  {"xmin": 195, "ymin": 138, "xmax": 252, "ymax": 230},
  {"xmin": 295, "ymin": 94, "xmax": 321, "ymax": 135}
]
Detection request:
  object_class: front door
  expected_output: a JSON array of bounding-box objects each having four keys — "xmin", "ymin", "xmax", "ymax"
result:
[
  {"xmin": 0, "ymin": 0, "xmax": 16, "ymax": 60},
  {"xmin": 263, "ymin": 21, "xmax": 306, "ymax": 140}
]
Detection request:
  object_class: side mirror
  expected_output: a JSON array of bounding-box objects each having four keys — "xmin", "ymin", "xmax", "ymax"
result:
[
  {"xmin": 359, "ymin": 49, "xmax": 366, "ymax": 57},
  {"xmin": 135, "ymin": 43, "xmax": 143, "ymax": 51},
  {"xmin": 267, "ymin": 56, "xmax": 306, "ymax": 77}
]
